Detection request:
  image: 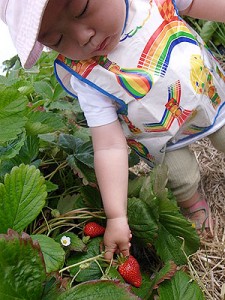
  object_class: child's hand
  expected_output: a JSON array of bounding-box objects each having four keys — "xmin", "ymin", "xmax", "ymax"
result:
[{"xmin": 104, "ymin": 216, "xmax": 132, "ymax": 261}]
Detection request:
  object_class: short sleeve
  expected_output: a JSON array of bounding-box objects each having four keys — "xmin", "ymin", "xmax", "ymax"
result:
[
  {"xmin": 70, "ymin": 76, "xmax": 118, "ymax": 127},
  {"xmin": 175, "ymin": 0, "xmax": 193, "ymax": 11}
]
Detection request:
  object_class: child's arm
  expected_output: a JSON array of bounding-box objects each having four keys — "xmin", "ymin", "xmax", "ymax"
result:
[
  {"xmin": 91, "ymin": 120, "xmax": 131, "ymax": 260},
  {"xmin": 180, "ymin": 0, "xmax": 225, "ymax": 22}
]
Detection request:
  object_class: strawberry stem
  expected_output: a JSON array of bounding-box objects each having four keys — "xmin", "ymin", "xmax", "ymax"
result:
[{"xmin": 59, "ymin": 253, "xmax": 105, "ymax": 273}]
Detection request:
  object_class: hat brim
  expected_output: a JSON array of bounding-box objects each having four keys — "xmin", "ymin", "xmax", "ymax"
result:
[{"xmin": 3, "ymin": 0, "xmax": 49, "ymax": 69}]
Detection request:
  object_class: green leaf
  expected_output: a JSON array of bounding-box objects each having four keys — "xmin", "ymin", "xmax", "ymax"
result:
[
  {"xmin": 128, "ymin": 197, "xmax": 159, "ymax": 245},
  {"xmin": 67, "ymin": 155, "xmax": 97, "ymax": 186},
  {"xmin": 41, "ymin": 276, "xmax": 67, "ymax": 300},
  {"xmin": 154, "ymin": 198, "xmax": 200, "ymax": 265},
  {"xmin": 128, "ymin": 176, "xmax": 147, "ymax": 198},
  {"xmin": 149, "ymin": 261, "xmax": 177, "ymax": 290},
  {"xmin": 31, "ymin": 234, "xmax": 65, "ymax": 273},
  {"xmin": 0, "ymin": 230, "xmax": 46, "ymax": 299},
  {"xmin": 67, "ymin": 237, "xmax": 103, "ymax": 282},
  {"xmin": 26, "ymin": 110, "xmax": 65, "ymax": 135},
  {"xmin": 2, "ymin": 134, "xmax": 40, "ymax": 165},
  {"xmin": 57, "ymin": 280, "xmax": 140, "ymax": 300},
  {"xmin": 0, "ymin": 164, "xmax": 47, "ymax": 233},
  {"xmin": 199, "ymin": 21, "xmax": 217, "ymax": 43},
  {"xmin": 33, "ymin": 81, "xmax": 54, "ymax": 99},
  {"xmin": 80, "ymin": 185, "xmax": 103, "ymax": 209},
  {"xmin": 59, "ymin": 134, "xmax": 84, "ymax": 154},
  {"xmin": 0, "ymin": 86, "xmax": 27, "ymax": 113},
  {"xmin": 74, "ymin": 141, "xmax": 94, "ymax": 168},
  {"xmin": 57, "ymin": 194, "xmax": 85, "ymax": 214},
  {"xmin": 138, "ymin": 165, "xmax": 169, "ymax": 203},
  {"xmin": 48, "ymin": 99, "xmax": 75, "ymax": 111},
  {"xmin": 104, "ymin": 266, "xmax": 125, "ymax": 282},
  {"xmin": 152, "ymin": 164, "xmax": 169, "ymax": 200},
  {"xmin": 59, "ymin": 134, "xmax": 94, "ymax": 168},
  {"xmin": 139, "ymin": 176, "xmax": 155, "ymax": 202},
  {"xmin": 0, "ymin": 86, "xmax": 28, "ymax": 143},
  {"xmin": 0, "ymin": 160, "xmax": 16, "ymax": 181},
  {"xmin": 0, "ymin": 130, "xmax": 26, "ymax": 160},
  {"xmin": 158, "ymin": 270, "xmax": 205, "ymax": 300},
  {"xmin": 130, "ymin": 272, "xmax": 154, "ymax": 299},
  {"xmin": 52, "ymin": 83, "xmax": 67, "ymax": 101},
  {"xmin": 17, "ymin": 135, "xmax": 40, "ymax": 164},
  {"xmin": 45, "ymin": 181, "xmax": 58, "ymax": 192}
]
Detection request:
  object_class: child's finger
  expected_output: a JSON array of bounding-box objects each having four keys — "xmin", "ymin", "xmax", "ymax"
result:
[
  {"xmin": 120, "ymin": 248, "xmax": 130, "ymax": 257},
  {"xmin": 119, "ymin": 241, "xmax": 131, "ymax": 257},
  {"xmin": 104, "ymin": 246, "xmax": 116, "ymax": 261}
]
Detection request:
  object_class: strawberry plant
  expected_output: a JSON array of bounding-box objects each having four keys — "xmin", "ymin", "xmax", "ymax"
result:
[{"xmin": 0, "ymin": 52, "xmax": 206, "ymax": 299}]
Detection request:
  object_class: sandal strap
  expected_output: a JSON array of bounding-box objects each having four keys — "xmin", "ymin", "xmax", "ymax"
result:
[
  {"xmin": 180, "ymin": 198, "xmax": 213, "ymax": 232},
  {"xmin": 180, "ymin": 199, "xmax": 209, "ymax": 218}
]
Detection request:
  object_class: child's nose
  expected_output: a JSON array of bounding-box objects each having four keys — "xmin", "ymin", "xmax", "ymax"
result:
[{"xmin": 76, "ymin": 27, "xmax": 95, "ymax": 47}]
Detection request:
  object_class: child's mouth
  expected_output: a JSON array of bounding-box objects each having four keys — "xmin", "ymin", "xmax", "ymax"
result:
[{"xmin": 95, "ymin": 37, "xmax": 109, "ymax": 52}]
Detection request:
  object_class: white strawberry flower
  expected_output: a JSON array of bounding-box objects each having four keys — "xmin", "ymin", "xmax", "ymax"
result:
[{"xmin": 60, "ymin": 235, "xmax": 71, "ymax": 247}]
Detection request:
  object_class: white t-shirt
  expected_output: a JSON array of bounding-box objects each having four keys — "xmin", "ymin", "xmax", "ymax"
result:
[{"xmin": 70, "ymin": 0, "xmax": 193, "ymax": 127}]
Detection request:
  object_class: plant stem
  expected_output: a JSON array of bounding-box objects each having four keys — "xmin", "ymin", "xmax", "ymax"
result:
[{"xmin": 59, "ymin": 253, "xmax": 105, "ymax": 273}]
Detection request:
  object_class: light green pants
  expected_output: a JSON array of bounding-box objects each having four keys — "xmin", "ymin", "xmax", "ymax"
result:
[{"xmin": 164, "ymin": 125, "xmax": 225, "ymax": 202}]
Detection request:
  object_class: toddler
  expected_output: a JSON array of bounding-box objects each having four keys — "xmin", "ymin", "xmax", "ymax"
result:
[{"xmin": 1, "ymin": 0, "xmax": 225, "ymax": 261}]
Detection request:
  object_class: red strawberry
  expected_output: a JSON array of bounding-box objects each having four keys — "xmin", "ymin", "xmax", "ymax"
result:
[
  {"xmin": 118, "ymin": 255, "xmax": 142, "ymax": 288},
  {"xmin": 84, "ymin": 222, "xmax": 105, "ymax": 238}
]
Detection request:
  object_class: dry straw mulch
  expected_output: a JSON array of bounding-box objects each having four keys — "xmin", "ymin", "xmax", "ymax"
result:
[{"xmin": 189, "ymin": 139, "xmax": 225, "ymax": 300}]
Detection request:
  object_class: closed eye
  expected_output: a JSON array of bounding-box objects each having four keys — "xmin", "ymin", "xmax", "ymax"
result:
[
  {"xmin": 52, "ymin": 35, "xmax": 63, "ymax": 47},
  {"xmin": 77, "ymin": 0, "xmax": 89, "ymax": 18}
]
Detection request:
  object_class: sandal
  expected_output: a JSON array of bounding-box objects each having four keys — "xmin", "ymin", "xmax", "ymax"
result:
[{"xmin": 180, "ymin": 198, "xmax": 213, "ymax": 236}]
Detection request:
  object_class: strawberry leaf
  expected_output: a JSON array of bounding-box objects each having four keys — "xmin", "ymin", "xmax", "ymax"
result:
[
  {"xmin": 131, "ymin": 273, "xmax": 153, "ymax": 299},
  {"xmin": 0, "ymin": 164, "xmax": 47, "ymax": 233},
  {"xmin": 0, "ymin": 86, "xmax": 28, "ymax": 144},
  {"xmin": 158, "ymin": 270, "xmax": 205, "ymax": 299},
  {"xmin": 25, "ymin": 110, "xmax": 65, "ymax": 135},
  {"xmin": 58, "ymin": 134, "xmax": 94, "ymax": 168},
  {"xmin": 80, "ymin": 185, "xmax": 103, "ymax": 209},
  {"xmin": 57, "ymin": 194, "xmax": 86, "ymax": 213},
  {"xmin": 31, "ymin": 234, "xmax": 65, "ymax": 273},
  {"xmin": 67, "ymin": 155, "xmax": 96, "ymax": 186},
  {"xmin": 154, "ymin": 198, "xmax": 200, "ymax": 265},
  {"xmin": 151, "ymin": 261, "xmax": 177, "ymax": 289},
  {"xmin": 128, "ymin": 176, "xmax": 147, "ymax": 198},
  {"xmin": 128, "ymin": 197, "xmax": 159, "ymax": 245},
  {"xmin": 0, "ymin": 130, "xmax": 26, "ymax": 160},
  {"xmin": 33, "ymin": 81, "xmax": 54, "ymax": 100},
  {"xmin": 0, "ymin": 229, "xmax": 46, "ymax": 299},
  {"xmin": 57, "ymin": 280, "xmax": 140, "ymax": 300}
]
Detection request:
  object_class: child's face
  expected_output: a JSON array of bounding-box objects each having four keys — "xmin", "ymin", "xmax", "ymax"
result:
[{"xmin": 38, "ymin": 0, "xmax": 126, "ymax": 60}]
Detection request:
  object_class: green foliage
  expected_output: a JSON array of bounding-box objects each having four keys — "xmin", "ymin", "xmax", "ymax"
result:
[
  {"xmin": 158, "ymin": 270, "xmax": 205, "ymax": 299},
  {"xmin": 0, "ymin": 230, "xmax": 46, "ymax": 299},
  {"xmin": 0, "ymin": 86, "xmax": 27, "ymax": 143},
  {"xmin": 67, "ymin": 237, "xmax": 104, "ymax": 282},
  {"xmin": 31, "ymin": 234, "xmax": 65, "ymax": 273},
  {"xmin": 185, "ymin": 18, "xmax": 225, "ymax": 53},
  {"xmin": 57, "ymin": 280, "xmax": 140, "ymax": 300},
  {"xmin": 0, "ymin": 164, "xmax": 47, "ymax": 233},
  {"xmin": 0, "ymin": 46, "xmax": 214, "ymax": 298}
]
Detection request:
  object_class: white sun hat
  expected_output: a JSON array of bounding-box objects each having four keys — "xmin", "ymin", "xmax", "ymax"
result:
[{"xmin": 0, "ymin": 0, "xmax": 49, "ymax": 69}]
